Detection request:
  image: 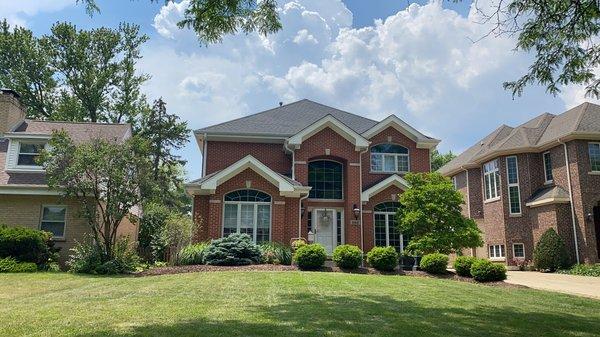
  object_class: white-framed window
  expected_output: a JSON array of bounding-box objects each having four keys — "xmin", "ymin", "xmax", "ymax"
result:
[
  {"xmin": 17, "ymin": 141, "xmax": 45, "ymax": 167},
  {"xmin": 488, "ymin": 244, "xmax": 505, "ymax": 259},
  {"xmin": 589, "ymin": 142, "xmax": 600, "ymax": 172},
  {"xmin": 308, "ymin": 160, "xmax": 343, "ymax": 200},
  {"xmin": 506, "ymin": 156, "xmax": 521, "ymax": 215},
  {"xmin": 370, "ymin": 144, "xmax": 410, "ymax": 173},
  {"xmin": 543, "ymin": 151, "xmax": 553, "ymax": 183},
  {"xmin": 40, "ymin": 205, "xmax": 66, "ymax": 239},
  {"xmin": 512, "ymin": 243, "xmax": 525, "ymax": 258},
  {"xmin": 452, "ymin": 176, "xmax": 457, "ymax": 189},
  {"xmin": 373, "ymin": 202, "xmax": 408, "ymax": 253},
  {"xmin": 222, "ymin": 189, "xmax": 271, "ymax": 244},
  {"xmin": 483, "ymin": 159, "xmax": 501, "ymax": 201}
]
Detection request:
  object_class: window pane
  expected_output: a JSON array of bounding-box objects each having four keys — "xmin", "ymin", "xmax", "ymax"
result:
[
  {"xmin": 387, "ymin": 215, "xmax": 402, "ymax": 252},
  {"xmin": 484, "ymin": 174, "xmax": 491, "ymax": 200},
  {"xmin": 308, "ymin": 161, "xmax": 343, "ymax": 199},
  {"xmin": 371, "ymin": 154, "xmax": 383, "ymax": 172},
  {"xmin": 223, "ymin": 204, "xmax": 238, "ymax": 236},
  {"xmin": 20, "ymin": 143, "xmax": 44, "ymax": 154},
  {"xmin": 506, "ymin": 157, "xmax": 518, "ymax": 184},
  {"xmin": 373, "ymin": 202, "xmax": 399, "ymax": 213},
  {"xmin": 509, "ymin": 186, "xmax": 521, "ymax": 214},
  {"xmin": 589, "ymin": 143, "xmax": 600, "ymax": 172},
  {"xmin": 544, "ymin": 152, "xmax": 553, "ymax": 182},
  {"xmin": 374, "ymin": 214, "xmax": 387, "ymax": 246},
  {"xmin": 397, "ymin": 155, "xmax": 409, "ymax": 172},
  {"xmin": 42, "ymin": 206, "xmax": 65, "ymax": 221},
  {"xmin": 494, "ymin": 172, "xmax": 501, "ymax": 198},
  {"xmin": 513, "ymin": 244, "xmax": 524, "ymax": 258},
  {"xmin": 41, "ymin": 221, "xmax": 64, "ymax": 237},
  {"xmin": 371, "ymin": 144, "xmax": 408, "ymax": 154},
  {"xmin": 41, "ymin": 206, "xmax": 66, "ymax": 238},
  {"xmin": 224, "ymin": 189, "xmax": 271, "ymax": 202},
  {"xmin": 256, "ymin": 205, "xmax": 270, "ymax": 244},
  {"xmin": 336, "ymin": 211, "xmax": 342, "ymax": 246},
  {"xmin": 383, "ymin": 155, "xmax": 396, "ymax": 171},
  {"xmin": 489, "ymin": 245, "xmax": 494, "ymax": 257},
  {"xmin": 17, "ymin": 154, "xmax": 40, "ymax": 166}
]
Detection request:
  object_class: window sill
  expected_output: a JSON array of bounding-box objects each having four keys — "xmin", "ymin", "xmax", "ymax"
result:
[
  {"xmin": 509, "ymin": 213, "xmax": 522, "ymax": 218},
  {"xmin": 369, "ymin": 171, "xmax": 408, "ymax": 175},
  {"xmin": 588, "ymin": 171, "xmax": 600, "ymax": 176},
  {"xmin": 484, "ymin": 197, "xmax": 501, "ymax": 204},
  {"xmin": 307, "ymin": 199, "xmax": 344, "ymax": 203},
  {"xmin": 489, "ymin": 257, "xmax": 506, "ymax": 262},
  {"xmin": 6, "ymin": 167, "xmax": 45, "ymax": 173},
  {"xmin": 544, "ymin": 181, "xmax": 554, "ymax": 185}
]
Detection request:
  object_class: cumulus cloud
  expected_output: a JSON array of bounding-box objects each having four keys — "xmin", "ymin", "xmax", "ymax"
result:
[
  {"xmin": 0, "ymin": 0, "xmax": 75, "ymax": 26},
  {"xmin": 143, "ymin": 0, "xmax": 598, "ymax": 176}
]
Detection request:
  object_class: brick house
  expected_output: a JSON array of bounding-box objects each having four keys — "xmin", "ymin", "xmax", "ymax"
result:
[
  {"xmin": 186, "ymin": 99, "xmax": 439, "ymax": 256},
  {"xmin": 439, "ymin": 102, "xmax": 600, "ymax": 266},
  {"xmin": 0, "ymin": 89, "xmax": 138, "ymax": 263}
]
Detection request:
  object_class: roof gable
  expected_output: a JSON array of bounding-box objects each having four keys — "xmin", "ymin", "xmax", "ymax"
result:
[
  {"xmin": 362, "ymin": 114, "xmax": 440, "ymax": 149},
  {"xmin": 286, "ymin": 114, "xmax": 370, "ymax": 150},
  {"xmin": 361, "ymin": 174, "xmax": 410, "ymax": 202}
]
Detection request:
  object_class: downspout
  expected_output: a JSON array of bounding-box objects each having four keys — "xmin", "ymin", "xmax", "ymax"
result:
[
  {"xmin": 358, "ymin": 146, "xmax": 369, "ymax": 263},
  {"xmin": 462, "ymin": 167, "xmax": 471, "ymax": 217},
  {"xmin": 201, "ymin": 133, "xmax": 208, "ymax": 177},
  {"xmin": 298, "ymin": 193, "xmax": 309, "ymax": 239},
  {"xmin": 284, "ymin": 142, "xmax": 295, "ymax": 180},
  {"xmin": 559, "ymin": 138, "xmax": 580, "ymax": 264}
]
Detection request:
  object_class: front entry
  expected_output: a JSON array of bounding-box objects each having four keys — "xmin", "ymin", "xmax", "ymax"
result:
[
  {"xmin": 594, "ymin": 205, "xmax": 600, "ymax": 259},
  {"xmin": 313, "ymin": 209, "xmax": 337, "ymax": 254}
]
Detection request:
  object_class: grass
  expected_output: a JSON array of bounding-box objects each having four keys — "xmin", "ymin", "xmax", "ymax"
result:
[{"xmin": 1, "ymin": 271, "xmax": 599, "ymax": 337}]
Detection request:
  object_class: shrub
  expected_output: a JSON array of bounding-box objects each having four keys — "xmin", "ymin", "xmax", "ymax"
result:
[
  {"xmin": 203, "ymin": 234, "xmax": 262, "ymax": 266},
  {"xmin": 557, "ymin": 264, "xmax": 600, "ymax": 277},
  {"xmin": 291, "ymin": 239, "xmax": 307, "ymax": 251},
  {"xmin": 0, "ymin": 257, "xmax": 37, "ymax": 273},
  {"xmin": 177, "ymin": 242, "xmax": 208, "ymax": 265},
  {"xmin": 332, "ymin": 244, "xmax": 363, "ymax": 269},
  {"xmin": 470, "ymin": 259, "xmax": 507, "ymax": 282},
  {"xmin": 68, "ymin": 237, "xmax": 140, "ymax": 274},
  {"xmin": 294, "ymin": 244, "xmax": 327, "ymax": 270},
  {"xmin": 260, "ymin": 242, "xmax": 293, "ymax": 265},
  {"xmin": 533, "ymin": 228, "xmax": 571, "ymax": 272},
  {"xmin": 366, "ymin": 246, "xmax": 398, "ymax": 271},
  {"xmin": 454, "ymin": 256, "xmax": 477, "ymax": 277},
  {"xmin": 0, "ymin": 225, "xmax": 59, "ymax": 267},
  {"xmin": 420, "ymin": 253, "xmax": 449, "ymax": 274}
]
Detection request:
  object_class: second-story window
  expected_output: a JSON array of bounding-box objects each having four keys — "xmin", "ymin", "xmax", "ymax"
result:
[
  {"xmin": 483, "ymin": 159, "xmax": 500, "ymax": 201},
  {"xmin": 589, "ymin": 143, "xmax": 600, "ymax": 172},
  {"xmin": 506, "ymin": 156, "xmax": 521, "ymax": 215},
  {"xmin": 18, "ymin": 142, "xmax": 45, "ymax": 167},
  {"xmin": 308, "ymin": 160, "xmax": 343, "ymax": 199},
  {"xmin": 543, "ymin": 151, "xmax": 553, "ymax": 183},
  {"xmin": 370, "ymin": 144, "xmax": 409, "ymax": 173}
]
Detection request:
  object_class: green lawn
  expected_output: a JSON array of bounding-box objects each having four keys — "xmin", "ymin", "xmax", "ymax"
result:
[{"xmin": 1, "ymin": 271, "xmax": 599, "ymax": 337}]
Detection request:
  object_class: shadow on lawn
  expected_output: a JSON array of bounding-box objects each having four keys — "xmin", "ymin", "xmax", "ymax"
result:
[{"xmin": 77, "ymin": 293, "xmax": 600, "ymax": 337}]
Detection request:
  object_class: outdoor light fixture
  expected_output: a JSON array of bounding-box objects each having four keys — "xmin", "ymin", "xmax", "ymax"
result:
[
  {"xmin": 586, "ymin": 212, "xmax": 593, "ymax": 222},
  {"xmin": 353, "ymin": 204, "xmax": 360, "ymax": 219}
]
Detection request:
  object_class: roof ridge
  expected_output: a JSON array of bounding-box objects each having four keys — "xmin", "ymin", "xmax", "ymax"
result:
[
  {"xmin": 303, "ymin": 99, "xmax": 379, "ymax": 124},
  {"xmin": 573, "ymin": 102, "xmax": 591, "ymax": 134},
  {"xmin": 24, "ymin": 119, "xmax": 129, "ymax": 127}
]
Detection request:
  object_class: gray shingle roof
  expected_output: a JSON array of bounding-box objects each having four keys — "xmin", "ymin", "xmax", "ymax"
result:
[
  {"xmin": 195, "ymin": 99, "xmax": 379, "ymax": 136},
  {"xmin": 439, "ymin": 102, "xmax": 600, "ymax": 175},
  {"xmin": 526, "ymin": 186, "xmax": 570, "ymax": 204},
  {"xmin": 13, "ymin": 120, "xmax": 131, "ymax": 144}
]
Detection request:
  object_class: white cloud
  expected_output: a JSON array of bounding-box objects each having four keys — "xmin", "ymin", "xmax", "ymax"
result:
[
  {"xmin": 0, "ymin": 0, "xmax": 75, "ymax": 27},
  {"xmin": 143, "ymin": 0, "xmax": 599, "ymax": 177}
]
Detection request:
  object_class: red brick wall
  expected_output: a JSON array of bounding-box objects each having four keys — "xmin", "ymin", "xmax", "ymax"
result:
[
  {"xmin": 362, "ymin": 126, "xmax": 430, "ymax": 189},
  {"xmin": 205, "ymin": 141, "xmax": 292, "ymax": 175}
]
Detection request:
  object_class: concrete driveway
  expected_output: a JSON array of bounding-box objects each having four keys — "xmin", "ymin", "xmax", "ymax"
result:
[{"xmin": 506, "ymin": 271, "xmax": 600, "ymax": 299}]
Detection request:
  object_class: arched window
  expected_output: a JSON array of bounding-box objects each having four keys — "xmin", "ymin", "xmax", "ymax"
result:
[
  {"xmin": 370, "ymin": 144, "xmax": 409, "ymax": 173},
  {"xmin": 223, "ymin": 189, "xmax": 271, "ymax": 243},
  {"xmin": 373, "ymin": 201, "xmax": 408, "ymax": 252},
  {"xmin": 308, "ymin": 160, "xmax": 343, "ymax": 199}
]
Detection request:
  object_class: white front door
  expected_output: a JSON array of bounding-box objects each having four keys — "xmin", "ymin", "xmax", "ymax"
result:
[{"xmin": 314, "ymin": 209, "xmax": 336, "ymax": 254}]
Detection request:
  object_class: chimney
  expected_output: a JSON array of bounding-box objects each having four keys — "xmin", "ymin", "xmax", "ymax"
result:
[
  {"xmin": 0, "ymin": 89, "xmax": 26, "ymax": 135},
  {"xmin": 279, "ymin": 101, "xmax": 283, "ymax": 107}
]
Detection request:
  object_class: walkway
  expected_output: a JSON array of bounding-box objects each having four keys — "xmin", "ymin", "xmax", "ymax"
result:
[{"xmin": 506, "ymin": 271, "xmax": 600, "ymax": 299}]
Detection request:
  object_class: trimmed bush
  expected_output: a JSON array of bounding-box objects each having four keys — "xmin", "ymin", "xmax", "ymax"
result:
[
  {"xmin": 204, "ymin": 234, "xmax": 262, "ymax": 266},
  {"xmin": 454, "ymin": 256, "xmax": 477, "ymax": 277},
  {"xmin": 533, "ymin": 228, "xmax": 571, "ymax": 272},
  {"xmin": 0, "ymin": 257, "xmax": 37, "ymax": 273},
  {"xmin": 260, "ymin": 242, "xmax": 292, "ymax": 265},
  {"xmin": 294, "ymin": 244, "xmax": 327, "ymax": 270},
  {"xmin": 68, "ymin": 237, "xmax": 140, "ymax": 274},
  {"xmin": 291, "ymin": 239, "xmax": 307, "ymax": 251},
  {"xmin": 0, "ymin": 225, "xmax": 58, "ymax": 267},
  {"xmin": 366, "ymin": 246, "xmax": 398, "ymax": 271},
  {"xmin": 558, "ymin": 264, "xmax": 600, "ymax": 277},
  {"xmin": 420, "ymin": 253, "xmax": 449, "ymax": 274},
  {"xmin": 470, "ymin": 259, "xmax": 507, "ymax": 282},
  {"xmin": 332, "ymin": 244, "xmax": 363, "ymax": 269},
  {"xmin": 177, "ymin": 243, "xmax": 208, "ymax": 265}
]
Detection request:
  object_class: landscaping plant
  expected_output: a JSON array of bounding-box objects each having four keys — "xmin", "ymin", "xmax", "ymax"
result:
[
  {"xmin": 260, "ymin": 242, "xmax": 292, "ymax": 265},
  {"xmin": 366, "ymin": 246, "xmax": 398, "ymax": 272},
  {"xmin": 68, "ymin": 237, "xmax": 140, "ymax": 275},
  {"xmin": 453, "ymin": 256, "xmax": 477, "ymax": 277},
  {"xmin": 177, "ymin": 242, "xmax": 208, "ymax": 265},
  {"xmin": 203, "ymin": 234, "xmax": 262, "ymax": 266},
  {"xmin": 0, "ymin": 225, "xmax": 59, "ymax": 269},
  {"xmin": 533, "ymin": 228, "xmax": 571, "ymax": 272},
  {"xmin": 470, "ymin": 259, "xmax": 507, "ymax": 282},
  {"xmin": 0, "ymin": 257, "xmax": 37, "ymax": 273},
  {"xmin": 420, "ymin": 253, "xmax": 449, "ymax": 274},
  {"xmin": 332, "ymin": 244, "xmax": 363, "ymax": 269},
  {"xmin": 293, "ymin": 244, "xmax": 327, "ymax": 270},
  {"xmin": 557, "ymin": 264, "xmax": 600, "ymax": 277}
]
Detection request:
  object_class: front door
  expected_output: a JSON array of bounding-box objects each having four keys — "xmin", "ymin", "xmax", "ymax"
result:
[
  {"xmin": 314, "ymin": 209, "xmax": 336, "ymax": 254},
  {"xmin": 594, "ymin": 206, "xmax": 600, "ymax": 259}
]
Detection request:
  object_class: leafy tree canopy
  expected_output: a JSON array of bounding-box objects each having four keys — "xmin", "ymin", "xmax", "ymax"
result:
[
  {"xmin": 431, "ymin": 149, "xmax": 455, "ymax": 172},
  {"xmin": 397, "ymin": 172, "xmax": 483, "ymax": 255}
]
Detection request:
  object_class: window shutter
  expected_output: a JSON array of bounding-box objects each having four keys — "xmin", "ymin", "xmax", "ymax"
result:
[{"xmin": 6, "ymin": 139, "xmax": 18, "ymax": 169}]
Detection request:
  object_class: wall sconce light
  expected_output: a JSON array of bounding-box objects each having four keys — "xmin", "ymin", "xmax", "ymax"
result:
[
  {"xmin": 586, "ymin": 212, "xmax": 593, "ymax": 222},
  {"xmin": 353, "ymin": 204, "xmax": 360, "ymax": 220}
]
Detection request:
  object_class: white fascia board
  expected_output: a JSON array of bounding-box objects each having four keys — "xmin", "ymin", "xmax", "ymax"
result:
[
  {"xmin": 3, "ymin": 133, "xmax": 51, "ymax": 140},
  {"xmin": 525, "ymin": 197, "xmax": 571, "ymax": 208},
  {"xmin": 0, "ymin": 185, "xmax": 61, "ymax": 196},
  {"xmin": 362, "ymin": 115, "xmax": 440, "ymax": 146},
  {"xmin": 361, "ymin": 174, "xmax": 410, "ymax": 202},
  {"xmin": 287, "ymin": 115, "xmax": 370, "ymax": 150}
]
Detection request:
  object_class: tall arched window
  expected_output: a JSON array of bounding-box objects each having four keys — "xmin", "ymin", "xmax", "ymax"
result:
[
  {"xmin": 308, "ymin": 160, "xmax": 343, "ymax": 199},
  {"xmin": 370, "ymin": 144, "xmax": 409, "ymax": 173},
  {"xmin": 373, "ymin": 202, "xmax": 408, "ymax": 252},
  {"xmin": 223, "ymin": 189, "xmax": 271, "ymax": 243}
]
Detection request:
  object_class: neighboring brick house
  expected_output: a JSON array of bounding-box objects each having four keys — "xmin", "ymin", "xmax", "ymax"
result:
[
  {"xmin": 0, "ymin": 89, "xmax": 138, "ymax": 263},
  {"xmin": 439, "ymin": 102, "xmax": 600, "ymax": 266},
  {"xmin": 186, "ymin": 99, "xmax": 439, "ymax": 256}
]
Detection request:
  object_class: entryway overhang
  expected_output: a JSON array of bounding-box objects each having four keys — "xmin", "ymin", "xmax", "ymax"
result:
[{"xmin": 361, "ymin": 174, "xmax": 410, "ymax": 202}]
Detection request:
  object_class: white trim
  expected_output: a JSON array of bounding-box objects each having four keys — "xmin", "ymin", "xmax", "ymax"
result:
[
  {"xmin": 311, "ymin": 208, "xmax": 344, "ymax": 254},
  {"xmin": 505, "ymin": 156, "xmax": 522, "ymax": 215},
  {"xmin": 588, "ymin": 142, "xmax": 600, "ymax": 172},
  {"xmin": 222, "ymin": 192, "xmax": 272, "ymax": 244},
  {"xmin": 361, "ymin": 114, "xmax": 440, "ymax": 149},
  {"xmin": 0, "ymin": 185, "xmax": 61, "ymax": 195},
  {"xmin": 488, "ymin": 244, "xmax": 505, "ymax": 259},
  {"xmin": 39, "ymin": 204, "xmax": 67, "ymax": 240},
  {"xmin": 373, "ymin": 207, "xmax": 405, "ymax": 252},
  {"xmin": 525, "ymin": 197, "xmax": 571, "ymax": 207},
  {"xmin": 512, "ymin": 243, "xmax": 525, "ymax": 259},
  {"xmin": 3, "ymin": 133, "xmax": 51, "ymax": 140},
  {"xmin": 307, "ymin": 159, "xmax": 344, "ymax": 201},
  {"xmin": 543, "ymin": 151, "xmax": 553, "ymax": 184},
  {"xmin": 185, "ymin": 155, "xmax": 311, "ymax": 197},
  {"xmin": 287, "ymin": 114, "xmax": 370, "ymax": 151},
  {"xmin": 483, "ymin": 159, "xmax": 500, "ymax": 201},
  {"xmin": 361, "ymin": 174, "xmax": 410, "ymax": 202},
  {"xmin": 5, "ymin": 139, "xmax": 47, "ymax": 172},
  {"xmin": 369, "ymin": 143, "xmax": 410, "ymax": 174}
]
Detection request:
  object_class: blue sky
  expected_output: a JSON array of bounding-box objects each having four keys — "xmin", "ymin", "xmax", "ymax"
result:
[{"xmin": 2, "ymin": 1, "xmax": 597, "ymax": 179}]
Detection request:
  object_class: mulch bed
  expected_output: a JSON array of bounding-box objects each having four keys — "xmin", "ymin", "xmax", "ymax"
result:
[{"xmin": 134, "ymin": 264, "xmax": 527, "ymax": 288}]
